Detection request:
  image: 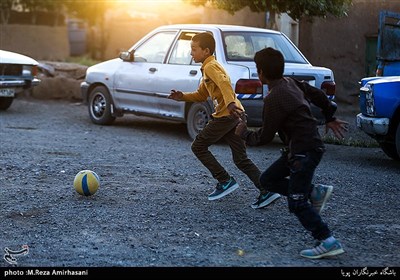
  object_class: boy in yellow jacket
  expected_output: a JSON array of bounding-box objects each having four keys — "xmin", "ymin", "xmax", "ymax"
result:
[{"xmin": 168, "ymin": 32, "xmax": 280, "ymax": 206}]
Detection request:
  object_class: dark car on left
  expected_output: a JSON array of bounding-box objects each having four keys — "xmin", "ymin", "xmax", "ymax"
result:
[{"xmin": 0, "ymin": 50, "xmax": 41, "ymax": 110}]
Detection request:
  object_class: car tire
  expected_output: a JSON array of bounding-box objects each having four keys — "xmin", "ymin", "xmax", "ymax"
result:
[
  {"xmin": 88, "ymin": 85, "xmax": 116, "ymax": 125},
  {"xmin": 379, "ymin": 140, "xmax": 400, "ymax": 160},
  {"xmin": 186, "ymin": 102, "xmax": 212, "ymax": 140},
  {"xmin": 0, "ymin": 97, "xmax": 14, "ymax": 110},
  {"xmin": 395, "ymin": 122, "xmax": 400, "ymax": 160}
]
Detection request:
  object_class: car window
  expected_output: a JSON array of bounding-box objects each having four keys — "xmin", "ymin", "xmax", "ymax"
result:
[
  {"xmin": 225, "ymin": 35, "xmax": 255, "ymax": 60},
  {"xmin": 134, "ymin": 31, "xmax": 176, "ymax": 63},
  {"xmin": 223, "ymin": 32, "xmax": 307, "ymax": 64},
  {"xmin": 169, "ymin": 31, "xmax": 201, "ymax": 65}
]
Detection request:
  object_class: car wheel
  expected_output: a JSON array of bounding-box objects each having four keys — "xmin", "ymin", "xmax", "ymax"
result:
[
  {"xmin": 395, "ymin": 122, "xmax": 400, "ymax": 160},
  {"xmin": 88, "ymin": 86, "xmax": 116, "ymax": 125},
  {"xmin": 379, "ymin": 140, "xmax": 400, "ymax": 160},
  {"xmin": 187, "ymin": 102, "xmax": 212, "ymax": 140},
  {"xmin": 0, "ymin": 97, "xmax": 13, "ymax": 110}
]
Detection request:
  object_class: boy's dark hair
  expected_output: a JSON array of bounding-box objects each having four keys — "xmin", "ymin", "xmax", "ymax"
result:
[
  {"xmin": 254, "ymin": 47, "xmax": 284, "ymax": 80},
  {"xmin": 192, "ymin": 32, "xmax": 215, "ymax": 54}
]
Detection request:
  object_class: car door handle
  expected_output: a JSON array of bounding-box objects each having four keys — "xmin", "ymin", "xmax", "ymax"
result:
[
  {"xmin": 189, "ymin": 70, "xmax": 197, "ymax": 75},
  {"xmin": 149, "ymin": 67, "xmax": 157, "ymax": 72}
]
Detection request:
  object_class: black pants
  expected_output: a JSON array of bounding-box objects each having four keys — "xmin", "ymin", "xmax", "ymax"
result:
[
  {"xmin": 260, "ymin": 148, "xmax": 331, "ymax": 240},
  {"xmin": 191, "ymin": 115, "xmax": 261, "ymax": 189}
]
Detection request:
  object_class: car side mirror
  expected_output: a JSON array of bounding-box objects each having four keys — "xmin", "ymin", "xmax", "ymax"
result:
[{"xmin": 119, "ymin": 51, "xmax": 134, "ymax": 62}]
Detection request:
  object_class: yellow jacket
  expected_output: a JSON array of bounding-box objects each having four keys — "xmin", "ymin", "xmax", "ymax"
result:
[{"xmin": 181, "ymin": 56, "xmax": 244, "ymax": 118}]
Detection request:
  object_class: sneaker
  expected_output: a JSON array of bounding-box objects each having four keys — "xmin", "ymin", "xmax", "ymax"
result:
[
  {"xmin": 300, "ymin": 238, "xmax": 345, "ymax": 259},
  {"xmin": 310, "ymin": 184, "xmax": 333, "ymax": 214},
  {"xmin": 208, "ymin": 177, "xmax": 239, "ymax": 201},
  {"xmin": 251, "ymin": 192, "xmax": 281, "ymax": 209}
]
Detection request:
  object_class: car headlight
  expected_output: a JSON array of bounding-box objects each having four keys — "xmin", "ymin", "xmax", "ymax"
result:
[
  {"xmin": 22, "ymin": 65, "xmax": 38, "ymax": 77},
  {"xmin": 360, "ymin": 83, "xmax": 375, "ymax": 116}
]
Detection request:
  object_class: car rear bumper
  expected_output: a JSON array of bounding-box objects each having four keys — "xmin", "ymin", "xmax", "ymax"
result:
[{"xmin": 356, "ymin": 113, "xmax": 389, "ymax": 135}]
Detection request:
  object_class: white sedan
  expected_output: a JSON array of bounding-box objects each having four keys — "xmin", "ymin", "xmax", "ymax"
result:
[
  {"xmin": 0, "ymin": 50, "xmax": 41, "ymax": 110},
  {"xmin": 81, "ymin": 24, "xmax": 336, "ymax": 140}
]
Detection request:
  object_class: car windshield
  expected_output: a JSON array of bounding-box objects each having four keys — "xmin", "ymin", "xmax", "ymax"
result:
[{"xmin": 222, "ymin": 31, "xmax": 308, "ymax": 63}]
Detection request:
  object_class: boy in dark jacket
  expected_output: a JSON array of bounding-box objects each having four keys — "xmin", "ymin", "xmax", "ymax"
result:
[{"xmin": 236, "ymin": 47, "xmax": 348, "ymax": 259}]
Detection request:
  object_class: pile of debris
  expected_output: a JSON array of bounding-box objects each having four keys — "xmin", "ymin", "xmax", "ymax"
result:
[{"xmin": 31, "ymin": 61, "xmax": 88, "ymax": 101}]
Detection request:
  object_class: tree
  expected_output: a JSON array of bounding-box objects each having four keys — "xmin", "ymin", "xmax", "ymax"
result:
[
  {"xmin": 0, "ymin": 0, "xmax": 14, "ymax": 24},
  {"xmin": 63, "ymin": 0, "xmax": 112, "ymax": 60},
  {"xmin": 2, "ymin": 0, "xmax": 111, "ymax": 59},
  {"xmin": 1, "ymin": 0, "xmax": 64, "ymax": 25},
  {"xmin": 18, "ymin": 0, "xmax": 60, "ymax": 25},
  {"xmin": 183, "ymin": 0, "xmax": 352, "ymax": 21}
]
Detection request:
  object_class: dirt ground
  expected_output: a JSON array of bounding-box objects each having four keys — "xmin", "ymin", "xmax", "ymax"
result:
[{"xmin": 0, "ymin": 64, "xmax": 399, "ymax": 277}]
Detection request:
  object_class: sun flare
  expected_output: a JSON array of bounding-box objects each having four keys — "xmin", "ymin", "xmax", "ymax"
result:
[{"xmin": 113, "ymin": 0, "xmax": 186, "ymax": 8}]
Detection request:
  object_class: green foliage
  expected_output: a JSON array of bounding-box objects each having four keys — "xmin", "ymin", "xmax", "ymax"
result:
[
  {"xmin": 247, "ymin": 127, "xmax": 379, "ymax": 148},
  {"xmin": 184, "ymin": 0, "xmax": 352, "ymax": 20},
  {"xmin": 321, "ymin": 134, "xmax": 379, "ymax": 148},
  {"xmin": 63, "ymin": 0, "xmax": 114, "ymax": 60},
  {"xmin": 63, "ymin": 0, "xmax": 111, "ymax": 26},
  {"xmin": 3, "ymin": 0, "xmax": 112, "ymax": 26},
  {"xmin": 65, "ymin": 55, "xmax": 100, "ymax": 67},
  {"xmin": 3, "ymin": 0, "xmax": 114, "ymax": 60},
  {"xmin": 4, "ymin": 0, "xmax": 62, "ymax": 12},
  {"xmin": 0, "ymin": 0, "xmax": 14, "ymax": 9}
]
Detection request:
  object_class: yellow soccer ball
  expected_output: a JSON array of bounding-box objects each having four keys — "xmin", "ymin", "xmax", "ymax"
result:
[{"xmin": 73, "ymin": 170, "xmax": 100, "ymax": 196}]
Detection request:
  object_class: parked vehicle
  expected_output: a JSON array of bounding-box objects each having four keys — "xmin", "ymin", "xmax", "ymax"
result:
[
  {"xmin": 81, "ymin": 24, "xmax": 336, "ymax": 140},
  {"xmin": 0, "ymin": 50, "xmax": 41, "ymax": 110},
  {"xmin": 356, "ymin": 11, "xmax": 400, "ymax": 160},
  {"xmin": 375, "ymin": 11, "xmax": 400, "ymax": 77}
]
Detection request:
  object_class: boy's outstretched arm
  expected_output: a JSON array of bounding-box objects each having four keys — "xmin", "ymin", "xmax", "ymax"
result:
[
  {"xmin": 325, "ymin": 118, "xmax": 349, "ymax": 140},
  {"xmin": 168, "ymin": 89, "xmax": 183, "ymax": 101}
]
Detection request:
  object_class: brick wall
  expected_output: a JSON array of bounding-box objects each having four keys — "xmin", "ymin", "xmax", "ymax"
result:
[{"xmin": 0, "ymin": 24, "xmax": 69, "ymax": 61}]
